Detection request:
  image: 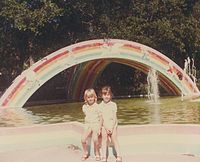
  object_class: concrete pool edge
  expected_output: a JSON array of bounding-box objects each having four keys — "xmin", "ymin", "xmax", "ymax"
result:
[
  {"xmin": 0, "ymin": 122, "xmax": 200, "ymax": 161},
  {"xmin": 1, "ymin": 122, "xmax": 200, "ymax": 135}
]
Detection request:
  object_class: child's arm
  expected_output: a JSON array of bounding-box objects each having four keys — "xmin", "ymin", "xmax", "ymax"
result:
[
  {"xmin": 82, "ymin": 105, "xmax": 86, "ymax": 115},
  {"xmin": 98, "ymin": 107, "xmax": 103, "ymax": 135},
  {"xmin": 110, "ymin": 103, "xmax": 118, "ymax": 133}
]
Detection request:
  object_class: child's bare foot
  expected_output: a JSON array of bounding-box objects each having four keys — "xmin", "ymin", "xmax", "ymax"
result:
[
  {"xmin": 95, "ymin": 155, "xmax": 101, "ymax": 161},
  {"xmin": 81, "ymin": 153, "xmax": 89, "ymax": 161},
  {"xmin": 116, "ymin": 156, "xmax": 122, "ymax": 162},
  {"xmin": 101, "ymin": 157, "xmax": 107, "ymax": 162}
]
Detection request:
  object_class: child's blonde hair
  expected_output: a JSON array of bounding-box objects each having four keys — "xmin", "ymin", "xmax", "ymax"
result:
[{"xmin": 84, "ymin": 88, "xmax": 97, "ymax": 103}]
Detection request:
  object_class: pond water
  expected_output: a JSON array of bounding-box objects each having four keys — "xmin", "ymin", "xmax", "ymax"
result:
[{"xmin": 0, "ymin": 97, "xmax": 200, "ymax": 127}]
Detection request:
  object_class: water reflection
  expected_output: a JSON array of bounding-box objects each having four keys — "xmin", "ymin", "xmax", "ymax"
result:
[
  {"xmin": 0, "ymin": 97, "xmax": 200, "ymax": 127},
  {"xmin": 148, "ymin": 101, "xmax": 161, "ymax": 124},
  {"xmin": 0, "ymin": 107, "xmax": 36, "ymax": 126}
]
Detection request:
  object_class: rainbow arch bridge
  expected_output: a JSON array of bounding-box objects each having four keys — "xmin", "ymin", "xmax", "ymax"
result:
[{"xmin": 0, "ymin": 39, "xmax": 199, "ymax": 108}]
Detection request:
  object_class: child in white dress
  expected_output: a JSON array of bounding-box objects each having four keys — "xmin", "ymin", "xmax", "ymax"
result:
[
  {"xmin": 99, "ymin": 86, "xmax": 122, "ymax": 162},
  {"xmin": 81, "ymin": 88, "xmax": 102, "ymax": 161}
]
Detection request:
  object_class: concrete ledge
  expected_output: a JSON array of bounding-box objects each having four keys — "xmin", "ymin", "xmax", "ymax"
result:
[{"xmin": 0, "ymin": 122, "xmax": 200, "ymax": 161}]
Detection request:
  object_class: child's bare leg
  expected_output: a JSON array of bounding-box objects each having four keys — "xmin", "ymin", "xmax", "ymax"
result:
[
  {"xmin": 93, "ymin": 132, "xmax": 100, "ymax": 157},
  {"xmin": 81, "ymin": 128, "xmax": 92, "ymax": 156},
  {"xmin": 111, "ymin": 126, "xmax": 121, "ymax": 157},
  {"xmin": 101, "ymin": 127, "xmax": 108, "ymax": 159},
  {"xmin": 98, "ymin": 133, "xmax": 102, "ymax": 149}
]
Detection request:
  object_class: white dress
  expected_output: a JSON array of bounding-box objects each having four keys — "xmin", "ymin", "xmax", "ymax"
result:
[
  {"xmin": 99, "ymin": 101, "xmax": 117, "ymax": 130},
  {"xmin": 82, "ymin": 103, "xmax": 101, "ymax": 132}
]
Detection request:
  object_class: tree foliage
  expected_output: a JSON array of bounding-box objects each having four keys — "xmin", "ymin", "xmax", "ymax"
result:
[{"xmin": 0, "ymin": 0, "xmax": 200, "ymax": 89}]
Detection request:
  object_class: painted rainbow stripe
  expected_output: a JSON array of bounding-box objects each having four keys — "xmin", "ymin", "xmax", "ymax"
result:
[{"xmin": 0, "ymin": 39, "xmax": 199, "ymax": 108}]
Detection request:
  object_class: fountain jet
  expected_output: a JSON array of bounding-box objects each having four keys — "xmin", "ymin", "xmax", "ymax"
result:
[{"xmin": 147, "ymin": 68, "xmax": 160, "ymax": 103}]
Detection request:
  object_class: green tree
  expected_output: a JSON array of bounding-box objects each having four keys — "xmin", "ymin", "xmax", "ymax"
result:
[
  {"xmin": 0, "ymin": 0, "xmax": 63, "ymax": 84},
  {"xmin": 1, "ymin": 0, "xmax": 200, "ymax": 91}
]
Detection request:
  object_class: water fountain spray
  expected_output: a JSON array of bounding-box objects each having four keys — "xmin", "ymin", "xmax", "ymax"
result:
[{"xmin": 147, "ymin": 68, "xmax": 160, "ymax": 103}]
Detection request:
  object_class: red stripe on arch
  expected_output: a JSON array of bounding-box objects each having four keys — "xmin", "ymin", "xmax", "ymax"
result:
[
  {"xmin": 2, "ymin": 77, "xmax": 26, "ymax": 107},
  {"xmin": 34, "ymin": 51, "xmax": 69, "ymax": 72},
  {"xmin": 148, "ymin": 51, "xmax": 169, "ymax": 65},
  {"xmin": 123, "ymin": 44, "xmax": 142, "ymax": 52},
  {"xmin": 72, "ymin": 43, "xmax": 103, "ymax": 52}
]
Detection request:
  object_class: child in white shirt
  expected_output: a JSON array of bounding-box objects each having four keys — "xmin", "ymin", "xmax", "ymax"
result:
[
  {"xmin": 99, "ymin": 86, "xmax": 122, "ymax": 162},
  {"xmin": 81, "ymin": 88, "xmax": 101, "ymax": 161}
]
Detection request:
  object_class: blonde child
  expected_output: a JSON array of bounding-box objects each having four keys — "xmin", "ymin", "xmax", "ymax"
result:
[
  {"xmin": 99, "ymin": 86, "xmax": 122, "ymax": 162},
  {"xmin": 81, "ymin": 88, "xmax": 102, "ymax": 161}
]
